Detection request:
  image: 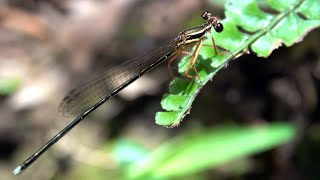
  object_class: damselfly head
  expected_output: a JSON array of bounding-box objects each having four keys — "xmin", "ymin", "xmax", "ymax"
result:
[
  {"xmin": 202, "ymin": 11, "xmax": 212, "ymax": 20},
  {"xmin": 214, "ymin": 22, "xmax": 223, "ymax": 33},
  {"xmin": 202, "ymin": 11, "xmax": 223, "ymax": 33}
]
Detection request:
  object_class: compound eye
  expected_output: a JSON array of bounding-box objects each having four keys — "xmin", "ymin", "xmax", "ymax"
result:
[
  {"xmin": 202, "ymin": 11, "xmax": 210, "ymax": 20},
  {"xmin": 214, "ymin": 23, "xmax": 223, "ymax": 32}
]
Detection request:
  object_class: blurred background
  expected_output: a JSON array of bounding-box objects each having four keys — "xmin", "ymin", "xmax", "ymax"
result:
[{"xmin": 0, "ymin": 0, "xmax": 319, "ymax": 179}]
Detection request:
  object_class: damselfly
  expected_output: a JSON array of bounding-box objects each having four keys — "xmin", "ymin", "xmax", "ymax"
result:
[{"xmin": 13, "ymin": 11, "xmax": 224, "ymax": 175}]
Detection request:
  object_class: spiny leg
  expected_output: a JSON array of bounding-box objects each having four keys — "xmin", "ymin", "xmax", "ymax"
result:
[
  {"xmin": 167, "ymin": 49, "xmax": 192, "ymax": 79},
  {"xmin": 204, "ymin": 31, "xmax": 233, "ymax": 57},
  {"xmin": 185, "ymin": 39, "xmax": 204, "ymax": 83},
  {"xmin": 211, "ymin": 31, "xmax": 218, "ymax": 55}
]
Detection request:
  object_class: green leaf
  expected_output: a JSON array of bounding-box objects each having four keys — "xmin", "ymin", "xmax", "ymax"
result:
[
  {"xmin": 297, "ymin": 0, "xmax": 320, "ymax": 19},
  {"xmin": 155, "ymin": 111, "xmax": 183, "ymax": 126},
  {"xmin": 225, "ymin": 0, "xmax": 275, "ymax": 32},
  {"xmin": 126, "ymin": 123, "xmax": 296, "ymax": 179},
  {"xmin": 155, "ymin": 0, "xmax": 320, "ymax": 127},
  {"xmin": 160, "ymin": 94, "xmax": 189, "ymax": 111}
]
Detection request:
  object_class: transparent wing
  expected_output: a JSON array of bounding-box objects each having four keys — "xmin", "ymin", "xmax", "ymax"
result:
[{"xmin": 58, "ymin": 39, "xmax": 176, "ymax": 117}]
